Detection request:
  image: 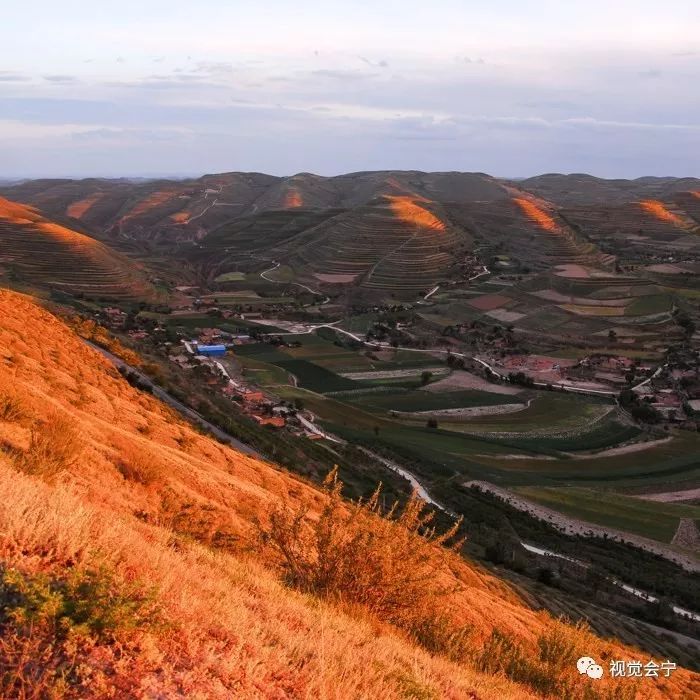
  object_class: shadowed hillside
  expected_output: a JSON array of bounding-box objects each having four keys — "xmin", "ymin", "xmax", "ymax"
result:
[{"xmin": 1, "ymin": 288, "xmax": 697, "ymax": 697}]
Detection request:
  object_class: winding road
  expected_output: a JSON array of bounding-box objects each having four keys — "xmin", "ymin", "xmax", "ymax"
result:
[
  {"xmin": 84, "ymin": 340, "xmax": 263, "ymax": 459},
  {"xmin": 259, "ymin": 261, "xmax": 330, "ymax": 304}
]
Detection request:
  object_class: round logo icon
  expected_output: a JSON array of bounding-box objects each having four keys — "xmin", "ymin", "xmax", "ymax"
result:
[
  {"xmin": 577, "ymin": 657, "xmax": 596, "ymax": 675},
  {"xmin": 587, "ymin": 664, "xmax": 604, "ymax": 680}
]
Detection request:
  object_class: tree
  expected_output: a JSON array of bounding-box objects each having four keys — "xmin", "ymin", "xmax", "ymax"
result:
[
  {"xmin": 421, "ymin": 371, "xmax": 433, "ymax": 386},
  {"xmin": 536, "ymin": 567, "xmax": 555, "ymax": 586},
  {"xmin": 630, "ymin": 403, "xmax": 661, "ymax": 423},
  {"xmin": 426, "ymin": 418, "xmax": 438, "ymax": 430}
]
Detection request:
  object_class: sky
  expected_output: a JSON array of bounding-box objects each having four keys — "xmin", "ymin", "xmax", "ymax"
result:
[{"xmin": 1, "ymin": 1, "xmax": 699, "ymax": 179}]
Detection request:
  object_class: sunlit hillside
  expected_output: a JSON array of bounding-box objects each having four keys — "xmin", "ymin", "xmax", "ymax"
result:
[
  {"xmin": 0, "ymin": 288, "xmax": 698, "ymax": 698},
  {"xmin": 0, "ymin": 197, "xmax": 155, "ymax": 301},
  {"xmin": 639, "ymin": 199, "xmax": 694, "ymax": 229},
  {"xmin": 513, "ymin": 197, "xmax": 560, "ymax": 233}
]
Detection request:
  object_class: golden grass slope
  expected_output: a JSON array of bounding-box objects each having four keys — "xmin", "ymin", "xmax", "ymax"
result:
[
  {"xmin": 0, "ymin": 288, "xmax": 697, "ymax": 698},
  {"xmin": 639, "ymin": 200, "xmax": 688, "ymax": 228},
  {"xmin": 384, "ymin": 195, "xmax": 447, "ymax": 231},
  {"xmin": 0, "ymin": 196, "xmax": 155, "ymax": 301},
  {"xmin": 513, "ymin": 197, "xmax": 559, "ymax": 233}
]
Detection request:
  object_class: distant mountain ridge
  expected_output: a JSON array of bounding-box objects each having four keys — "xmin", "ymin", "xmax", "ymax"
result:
[
  {"xmin": 1, "ymin": 170, "xmax": 699, "ymax": 302},
  {"xmin": 3, "ymin": 170, "xmax": 699, "ymax": 245}
]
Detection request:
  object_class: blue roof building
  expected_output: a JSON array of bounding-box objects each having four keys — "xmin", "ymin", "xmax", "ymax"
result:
[{"xmin": 196, "ymin": 344, "xmax": 227, "ymax": 356}]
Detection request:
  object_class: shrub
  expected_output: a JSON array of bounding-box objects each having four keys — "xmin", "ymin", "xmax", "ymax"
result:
[
  {"xmin": 259, "ymin": 468, "xmax": 464, "ymax": 642},
  {"xmin": 0, "ymin": 564, "xmax": 162, "ymax": 698},
  {"xmin": 475, "ymin": 622, "xmax": 638, "ymax": 700},
  {"xmin": 0, "ymin": 565, "xmax": 160, "ymax": 642}
]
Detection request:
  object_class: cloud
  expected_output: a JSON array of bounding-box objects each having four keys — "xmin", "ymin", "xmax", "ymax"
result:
[
  {"xmin": 311, "ymin": 69, "xmax": 378, "ymax": 81},
  {"xmin": 70, "ymin": 127, "xmax": 184, "ymax": 142},
  {"xmin": 358, "ymin": 56, "xmax": 389, "ymax": 69},
  {"xmin": 638, "ymin": 69, "xmax": 662, "ymax": 79},
  {"xmin": 194, "ymin": 61, "xmax": 234, "ymax": 75},
  {"xmin": 43, "ymin": 75, "xmax": 78, "ymax": 84},
  {"xmin": 102, "ymin": 75, "xmax": 226, "ymax": 91},
  {"xmin": 0, "ymin": 71, "xmax": 29, "ymax": 82}
]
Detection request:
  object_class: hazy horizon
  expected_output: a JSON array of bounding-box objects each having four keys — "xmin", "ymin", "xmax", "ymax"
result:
[
  {"xmin": 2, "ymin": 1, "xmax": 698, "ymax": 179},
  {"xmin": 3, "ymin": 168, "xmax": 700, "ymax": 185}
]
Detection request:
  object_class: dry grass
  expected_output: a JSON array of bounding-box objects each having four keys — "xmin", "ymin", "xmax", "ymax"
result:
[
  {"xmin": 113, "ymin": 440, "xmax": 164, "ymax": 485},
  {"xmin": 14, "ymin": 413, "xmax": 82, "ymax": 478},
  {"xmin": 0, "ymin": 394, "xmax": 25, "ymax": 423},
  {"xmin": 639, "ymin": 200, "xmax": 686, "ymax": 228},
  {"xmin": 260, "ymin": 469, "xmax": 465, "ymax": 647},
  {"xmin": 0, "ymin": 287, "xmax": 697, "ymax": 698}
]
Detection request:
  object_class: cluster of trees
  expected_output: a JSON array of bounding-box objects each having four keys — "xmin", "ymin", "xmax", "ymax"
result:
[
  {"xmin": 507, "ymin": 371, "xmax": 536, "ymax": 388},
  {"xmin": 618, "ymin": 389, "xmax": 661, "ymax": 423}
]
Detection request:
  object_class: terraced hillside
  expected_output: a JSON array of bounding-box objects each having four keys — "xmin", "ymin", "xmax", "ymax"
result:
[
  {"xmin": 562, "ymin": 200, "xmax": 700, "ymax": 260},
  {"xmin": 285, "ymin": 195, "xmax": 466, "ymax": 294},
  {"xmin": 3, "ymin": 171, "xmax": 699, "ymax": 307},
  {"xmin": 1, "ymin": 171, "xmax": 509, "ymax": 245},
  {"xmin": 0, "ymin": 197, "xmax": 155, "ymax": 301},
  {"xmin": 445, "ymin": 193, "xmax": 612, "ymax": 273},
  {"xmin": 189, "ymin": 207, "xmax": 346, "ymax": 283}
]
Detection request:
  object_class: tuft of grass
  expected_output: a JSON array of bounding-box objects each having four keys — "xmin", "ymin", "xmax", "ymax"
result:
[
  {"xmin": 115, "ymin": 446, "xmax": 163, "ymax": 485},
  {"xmin": 0, "ymin": 564, "xmax": 161, "ymax": 642},
  {"xmin": 0, "ymin": 394, "xmax": 25, "ymax": 423},
  {"xmin": 15, "ymin": 414, "xmax": 82, "ymax": 477}
]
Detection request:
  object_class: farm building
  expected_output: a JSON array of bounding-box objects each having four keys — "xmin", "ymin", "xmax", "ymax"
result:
[{"xmin": 195, "ymin": 344, "xmax": 227, "ymax": 357}]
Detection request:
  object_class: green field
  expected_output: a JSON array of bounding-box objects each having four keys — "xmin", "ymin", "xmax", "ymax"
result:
[
  {"xmin": 514, "ymin": 486, "xmax": 700, "ymax": 543},
  {"xmin": 348, "ymin": 389, "xmax": 519, "ymax": 413},
  {"xmin": 435, "ymin": 394, "xmax": 613, "ymax": 434},
  {"xmin": 228, "ymin": 329, "xmax": 700, "ymax": 548},
  {"xmin": 213, "ymin": 271, "xmax": 246, "ymax": 283},
  {"xmin": 275, "ymin": 359, "xmax": 363, "ymax": 393},
  {"xmin": 625, "ymin": 293, "xmax": 672, "ymax": 316},
  {"xmin": 236, "ymin": 355, "xmax": 292, "ymax": 387}
]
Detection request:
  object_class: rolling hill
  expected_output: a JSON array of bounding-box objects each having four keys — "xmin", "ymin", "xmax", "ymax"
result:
[
  {"xmin": 0, "ymin": 170, "xmax": 510, "ymax": 245},
  {"xmin": 283, "ymin": 195, "xmax": 465, "ymax": 293},
  {"xmin": 0, "ymin": 196, "xmax": 156, "ymax": 301},
  {"xmin": 3, "ymin": 171, "xmax": 700, "ymax": 305},
  {"xmin": 1, "ymin": 287, "xmax": 697, "ymax": 697}
]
